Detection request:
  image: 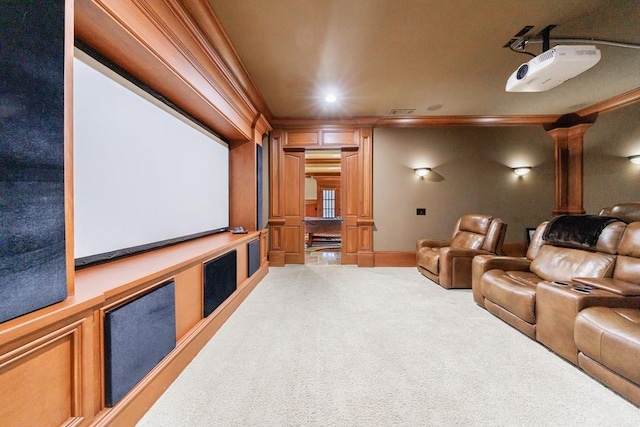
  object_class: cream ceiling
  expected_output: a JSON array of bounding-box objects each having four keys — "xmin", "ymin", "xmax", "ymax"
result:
[{"xmin": 208, "ymin": 0, "xmax": 640, "ymax": 120}]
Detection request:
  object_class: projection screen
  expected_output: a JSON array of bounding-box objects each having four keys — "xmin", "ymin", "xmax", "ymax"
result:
[{"xmin": 73, "ymin": 50, "xmax": 229, "ymax": 266}]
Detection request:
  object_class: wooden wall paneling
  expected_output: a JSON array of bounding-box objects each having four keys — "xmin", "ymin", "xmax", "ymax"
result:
[
  {"xmin": 305, "ymin": 200, "xmax": 318, "ymax": 217},
  {"xmin": 322, "ymin": 130, "xmax": 358, "ymax": 146},
  {"xmin": 373, "ymin": 252, "xmax": 417, "ymax": 267},
  {"xmin": 260, "ymin": 229, "xmax": 269, "ymax": 266},
  {"xmin": 0, "ymin": 318, "xmax": 91, "ymax": 427},
  {"xmin": 286, "ymin": 130, "xmax": 320, "ymax": 147},
  {"xmin": 174, "ymin": 265, "xmax": 203, "ymax": 341},
  {"xmin": 268, "ymin": 129, "xmax": 285, "ymax": 266},
  {"xmin": 283, "ymin": 151, "xmax": 305, "ymax": 264},
  {"xmin": 342, "ymin": 151, "xmax": 360, "ymax": 264},
  {"xmin": 357, "ymin": 128, "xmax": 374, "ymax": 267},
  {"xmin": 230, "ymin": 139, "xmax": 257, "ymax": 231},
  {"xmin": 547, "ymin": 124, "xmax": 592, "ymax": 215},
  {"xmin": 89, "ymin": 251, "xmax": 268, "ymax": 426},
  {"xmin": 65, "ymin": 0, "xmax": 75, "ymax": 296},
  {"xmin": 236, "ymin": 241, "xmax": 249, "ymax": 287},
  {"xmin": 74, "ymin": 0, "xmax": 259, "ymax": 141}
]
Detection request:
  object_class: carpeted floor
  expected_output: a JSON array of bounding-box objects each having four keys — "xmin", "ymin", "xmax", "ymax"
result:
[{"xmin": 138, "ymin": 266, "xmax": 639, "ymax": 426}]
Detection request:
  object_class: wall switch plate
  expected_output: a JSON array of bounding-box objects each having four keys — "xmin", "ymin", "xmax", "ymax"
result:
[{"xmin": 417, "ymin": 208, "xmax": 426, "ymax": 215}]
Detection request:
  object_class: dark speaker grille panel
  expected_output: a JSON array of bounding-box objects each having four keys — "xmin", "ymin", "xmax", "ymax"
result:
[
  {"xmin": 203, "ymin": 250, "xmax": 237, "ymax": 317},
  {"xmin": 248, "ymin": 239, "xmax": 260, "ymax": 277},
  {"xmin": 104, "ymin": 281, "xmax": 176, "ymax": 407}
]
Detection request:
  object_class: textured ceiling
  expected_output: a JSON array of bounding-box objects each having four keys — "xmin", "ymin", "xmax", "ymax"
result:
[{"xmin": 208, "ymin": 0, "xmax": 640, "ymax": 120}]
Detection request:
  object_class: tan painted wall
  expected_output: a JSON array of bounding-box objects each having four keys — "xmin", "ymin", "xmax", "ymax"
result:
[
  {"xmin": 583, "ymin": 101, "xmax": 640, "ymax": 213},
  {"xmin": 373, "ymin": 102, "xmax": 640, "ymax": 251},
  {"xmin": 305, "ymin": 176, "xmax": 318, "ymax": 200},
  {"xmin": 373, "ymin": 126, "xmax": 556, "ymax": 250}
]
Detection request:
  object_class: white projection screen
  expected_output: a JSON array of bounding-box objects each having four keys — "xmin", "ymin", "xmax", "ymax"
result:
[{"xmin": 74, "ymin": 50, "xmax": 229, "ymax": 266}]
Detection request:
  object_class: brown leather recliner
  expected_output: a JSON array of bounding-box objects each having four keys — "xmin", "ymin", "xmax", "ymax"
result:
[
  {"xmin": 574, "ymin": 222, "xmax": 640, "ymax": 406},
  {"xmin": 416, "ymin": 214, "xmax": 507, "ymax": 289}
]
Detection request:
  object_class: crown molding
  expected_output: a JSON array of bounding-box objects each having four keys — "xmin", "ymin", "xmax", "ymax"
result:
[{"xmin": 576, "ymin": 87, "xmax": 640, "ymax": 117}]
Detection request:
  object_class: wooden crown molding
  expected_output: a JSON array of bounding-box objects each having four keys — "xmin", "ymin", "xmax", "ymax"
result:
[
  {"xmin": 178, "ymin": 0, "xmax": 273, "ymax": 121},
  {"xmin": 74, "ymin": 0, "xmax": 271, "ymax": 142},
  {"xmin": 576, "ymin": 87, "xmax": 640, "ymax": 117},
  {"xmin": 272, "ymin": 114, "xmax": 561, "ymax": 128}
]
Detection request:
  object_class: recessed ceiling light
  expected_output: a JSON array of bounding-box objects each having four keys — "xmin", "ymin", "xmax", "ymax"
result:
[{"xmin": 325, "ymin": 93, "xmax": 337, "ymax": 103}]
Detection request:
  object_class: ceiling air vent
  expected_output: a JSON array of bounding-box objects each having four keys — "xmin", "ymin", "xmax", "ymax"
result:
[{"xmin": 389, "ymin": 108, "xmax": 415, "ymax": 115}]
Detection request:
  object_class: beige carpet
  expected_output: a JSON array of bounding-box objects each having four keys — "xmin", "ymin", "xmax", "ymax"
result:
[{"xmin": 138, "ymin": 266, "xmax": 639, "ymax": 426}]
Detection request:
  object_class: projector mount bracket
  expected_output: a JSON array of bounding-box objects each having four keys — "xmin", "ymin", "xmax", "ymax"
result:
[{"xmin": 503, "ymin": 24, "xmax": 640, "ymax": 58}]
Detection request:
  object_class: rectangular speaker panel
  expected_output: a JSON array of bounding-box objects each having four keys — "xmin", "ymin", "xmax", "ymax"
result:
[
  {"xmin": 104, "ymin": 281, "xmax": 176, "ymax": 407},
  {"xmin": 248, "ymin": 239, "xmax": 260, "ymax": 277},
  {"xmin": 0, "ymin": 0, "xmax": 67, "ymax": 323},
  {"xmin": 203, "ymin": 250, "xmax": 237, "ymax": 317}
]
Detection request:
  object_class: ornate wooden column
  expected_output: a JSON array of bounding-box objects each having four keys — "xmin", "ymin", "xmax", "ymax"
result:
[
  {"xmin": 545, "ymin": 115, "xmax": 596, "ymax": 215},
  {"xmin": 357, "ymin": 127, "xmax": 374, "ymax": 267},
  {"xmin": 268, "ymin": 128, "xmax": 286, "ymax": 266}
]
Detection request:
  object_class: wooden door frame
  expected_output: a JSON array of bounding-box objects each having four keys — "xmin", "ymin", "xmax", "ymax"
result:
[{"xmin": 267, "ymin": 125, "xmax": 373, "ymax": 266}]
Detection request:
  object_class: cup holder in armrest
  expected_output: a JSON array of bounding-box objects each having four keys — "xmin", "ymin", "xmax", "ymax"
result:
[{"xmin": 572, "ymin": 286, "xmax": 592, "ymax": 294}]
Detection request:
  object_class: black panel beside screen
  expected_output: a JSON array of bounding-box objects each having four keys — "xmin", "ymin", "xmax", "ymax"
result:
[
  {"xmin": 248, "ymin": 239, "xmax": 260, "ymax": 277},
  {"xmin": 104, "ymin": 281, "xmax": 176, "ymax": 407},
  {"xmin": 0, "ymin": 1, "xmax": 67, "ymax": 323},
  {"xmin": 257, "ymin": 143, "xmax": 263, "ymax": 230},
  {"xmin": 203, "ymin": 250, "xmax": 237, "ymax": 317}
]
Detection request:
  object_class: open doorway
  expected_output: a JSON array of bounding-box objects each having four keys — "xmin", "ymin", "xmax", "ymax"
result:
[{"xmin": 304, "ymin": 149, "xmax": 342, "ymax": 265}]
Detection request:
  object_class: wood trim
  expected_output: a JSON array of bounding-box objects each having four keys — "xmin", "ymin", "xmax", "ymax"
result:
[
  {"xmin": 273, "ymin": 115, "xmax": 561, "ymax": 128},
  {"xmin": 178, "ymin": 1, "xmax": 273, "ymax": 121},
  {"xmin": 0, "ymin": 317, "xmax": 92, "ymax": 426},
  {"xmin": 229, "ymin": 139, "xmax": 257, "ymax": 231},
  {"xmin": 547, "ymin": 124, "xmax": 591, "ymax": 215},
  {"xmin": 577, "ymin": 87, "xmax": 640, "ymax": 117},
  {"xmin": 90, "ymin": 264, "xmax": 268, "ymax": 426},
  {"xmin": 374, "ymin": 252, "xmax": 417, "ymax": 267},
  {"xmin": 74, "ymin": 0, "xmax": 265, "ymax": 142},
  {"xmin": 65, "ymin": 0, "xmax": 75, "ymax": 296}
]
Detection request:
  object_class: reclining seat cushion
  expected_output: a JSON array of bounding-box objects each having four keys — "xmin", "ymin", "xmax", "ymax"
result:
[
  {"xmin": 575, "ymin": 307, "xmax": 640, "ymax": 386},
  {"xmin": 529, "ymin": 245, "xmax": 616, "ymax": 282},
  {"xmin": 480, "ymin": 270, "xmax": 537, "ymax": 324},
  {"xmin": 458, "ymin": 214, "xmax": 492, "ymax": 235},
  {"xmin": 607, "ymin": 222, "xmax": 640, "ymax": 291},
  {"xmin": 450, "ymin": 231, "xmax": 484, "ymax": 250},
  {"xmin": 482, "ymin": 218, "xmax": 506, "ymax": 253},
  {"xmin": 450, "ymin": 214, "xmax": 492, "ymax": 250},
  {"xmin": 417, "ymin": 247, "xmax": 440, "ymax": 274}
]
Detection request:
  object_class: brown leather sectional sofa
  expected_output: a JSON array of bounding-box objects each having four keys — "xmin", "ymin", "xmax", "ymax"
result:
[{"xmin": 471, "ymin": 203, "xmax": 640, "ymax": 406}]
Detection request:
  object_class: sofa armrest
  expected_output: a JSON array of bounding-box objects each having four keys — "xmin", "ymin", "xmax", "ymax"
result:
[
  {"xmin": 472, "ymin": 255, "xmax": 532, "ymax": 274},
  {"xmin": 471, "ymin": 255, "xmax": 532, "ymax": 306},
  {"xmin": 437, "ymin": 248, "xmax": 494, "ymax": 289},
  {"xmin": 574, "ymin": 277, "xmax": 640, "ymax": 296},
  {"xmin": 416, "ymin": 238, "xmax": 450, "ymax": 251}
]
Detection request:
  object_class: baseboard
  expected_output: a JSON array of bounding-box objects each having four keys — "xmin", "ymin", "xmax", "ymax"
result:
[
  {"xmin": 374, "ymin": 251, "xmax": 416, "ymax": 267},
  {"xmin": 91, "ymin": 263, "xmax": 269, "ymax": 426}
]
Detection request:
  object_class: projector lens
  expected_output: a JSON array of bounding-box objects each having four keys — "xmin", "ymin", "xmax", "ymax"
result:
[{"xmin": 516, "ymin": 64, "xmax": 528, "ymax": 80}]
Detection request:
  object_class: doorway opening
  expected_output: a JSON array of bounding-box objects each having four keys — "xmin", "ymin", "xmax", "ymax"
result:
[{"xmin": 304, "ymin": 149, "xmax": 342, "ymax": 265}]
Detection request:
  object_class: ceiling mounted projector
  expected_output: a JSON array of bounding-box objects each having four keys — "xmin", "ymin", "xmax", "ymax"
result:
[{"xmin": 506, "ymin": 45, "xmax": 600, "ymax": 92}]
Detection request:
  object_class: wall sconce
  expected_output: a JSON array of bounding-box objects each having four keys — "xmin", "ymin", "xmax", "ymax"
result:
[
  {"xmin": 414, "ymin": 168, "xmax": 431, "ymax": 179},
  {"xmin": 513, "ymin": 166, "xmax": 532, "ymax": 176},
  {"xmin": 629, "ymin": 155, "xmax": 640, "ymax": 165}
]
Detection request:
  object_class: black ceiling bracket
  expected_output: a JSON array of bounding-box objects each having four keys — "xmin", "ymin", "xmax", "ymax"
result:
[{"xmin": 537, "ymin": 25, "xmax": 556, "ymax": 52}]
